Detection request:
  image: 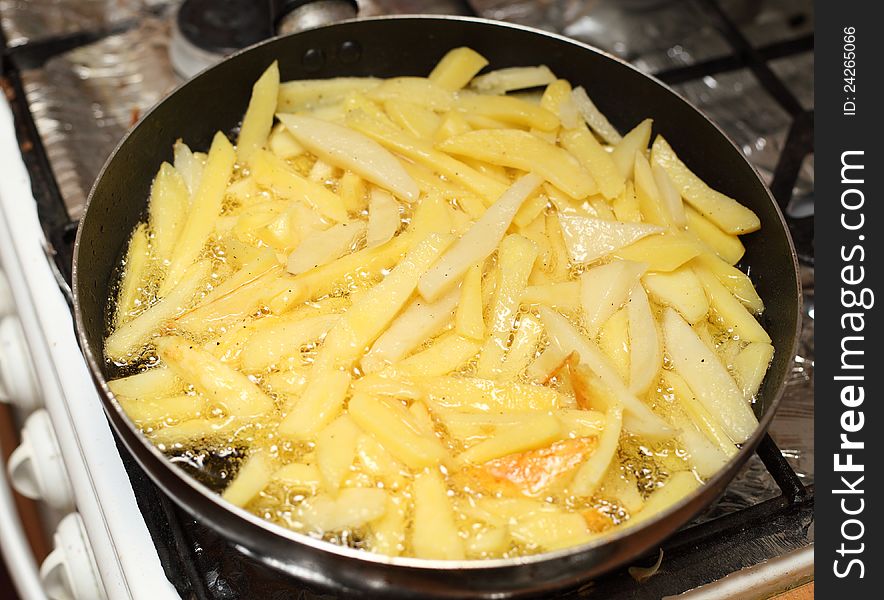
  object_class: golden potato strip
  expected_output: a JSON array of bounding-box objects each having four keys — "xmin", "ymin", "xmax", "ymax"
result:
[
  {"xmin": 612, "ymin": 181, "xmax": 641, "ymax": 223},
  {"xmin": 634, "ymin": 151, "xmax": 671, "ymax": 226},
  {"xmin": 162, "ymin": 132, "xmax": 235, "ymax": 294},
  {"xmin": 476, "ymin": 234, "xmax": 537, "ymax": 379},
  {"xmin": 438, "ymin": 129, "xmax": 597, "ymax": 200},
  {"xmin": 237, "ymin": 61, "xmax": 279, "ymax": 163},
  {"xmin": 455, "ymin": 263, "xmax": 485, "ymax": 340},
  {"xmin": 263, "ymin": 367, "xmax": 310, "ymax": 397},
  {"xmin": 626, "ymin": 471, "xmax": 701, "ymax": 528},
  {"xmin": 384, "ymin": 99, "xmax": 442, "ymax": 139},
  {"xmin": 521, "ymin": 281, "xmax": 581, "ymax": 312},
  {"xmin": 370, "ymin": 497, "xmax": 407, "ymax": 556},
  {"xmin": 299, "ymin": 488, "xmax": 388, "ymax": 532},
  {"xmin": 663, "ymin": 369, "xmax": 737, "ymax": 458},
  {"xmin": 191, "ymin": 250, "xmax": 276, "ymax": 310},
  {"xmin": 454, "ymin": 414, "xmax": 560, "ymax": 466},
  {"xmin": 173, "ymin": 140, "xmax": 204, "ymax": 197},
  {"xmin": 691, "ymin": 252, "xmax": 763, "ymax": 313},
  {"xmin": 510, "ymin": 511, "xmax": 593, "ymax": 551},
  {"xmin": 347, "ymin": 111, "xmax": 506, "ymax": 199},
  {"xmin": 277, "ymin": 113, "xmax": 419, "ymax": 202},
  {"xmin": 652, "ymin": 160, "xmax": 687, "ymax": 227},
  {"xmin": 119, "ymin": 394, "xmax": 204, "ymax": 426},
  {"xmin": 570, "ymin": 403, "xmax": 622, "ymax": 496},
  {"xmin": 661, "ymin": 308, "xmax": 758, "ymax": 443},
  {"xmin": 513, "ymin": 189, "xmax": 548, "ymax": 229},
  {"xmin": 148, "ymin": 417, "xmax": 243, "ymax": 448},
  {"xmin": 598, "ymin": 307, "xmax": 630, "ymax": 382},
  {"xmin": 157, "ymin": 336, "xmax": 274, "ymax": 418},
  {"xmin": 560, "ymin": 126, "xmax": 624, "ymax": 199},
  {"xmin": 366, "ymin": 188, "xmax": 401, "ymax": 247},
  {"xmin": 642, "ymin": 268, "xmax": 710, "ymax": 324},
  {"xmin": 366, "ymin": 77, "xmax": 455, "ymax": 111},
  {"xmin": 250, "ymin": 148, "xmax": 348, "ymax": 222},
  {"xmin": 175, "ymin": 265, "xmax": 283, "ymax": 335},
  {"xmin": 395, "ymin": 332, "xmax": 481, "ymax": 377},
  {"xmin": 497, "ymin": 314, "xmax": 543, "ymax": 382},
  {"xmin": 349, "ymin": 394, "xmax": 447, "ymax": 469},
  {"xmin": 147, "ymin": 163, "xmax": 189, "ymax": 266},
  {"xmin": 316, "ymin": 415, "xmax": 361, "ymax": 490},
  {"xmin": 685, "ymin": 205, "xmax": 746, "ymax": 265},
  {"xmin": 612, "ymin": 233, "xmax": 703, "ymax": 272},
  {"xmin": 114, "ymin": 223, "xmax": 151, "ymax": 327},
  {"xmin": 271, "ymin": 463, "xmax": 322, "ymax": 493},
  {"xmin": 470, "ymin": 65, "xmax": 556, "ymax": 95},
  {"xmin": 732, "ymin": 342, "xmax": 775, "ymax": 399},
  {"xmin": 362, "ymin": 286, "xmax": 459, "ymax": 373},
  {"xmin": 286, "ymin": 221, "xmax": 366, "ymax": 275},
  {"xmin": 268, "ymin": 233, "xmax": 411, "ymax": 313},
  {"xmin": 611, "ymin": 119, "xmax": 652, "ymax": 180},
  {"xmin": 541, "ymin": 79, "xmax": 579, "ymax": 129},
  {"xmin": 652, "ymin": 136, "xmax": 760, "ymax": 234},
  {"xmin": 538, "ymin": 307, "xmax": 672, "ymax": 437},
  {"xmin": 558, "ymin": 214, "xmax": 663, "ymax": 265},
  {"xmin": 108, "ymin": 367, "xmax": 183, "ymax": 400},
  {"xmin": 416, "ymin": 376, "xmax": 564, "ymax": 412},
  {"xmin": 626, "ymin": 284, "xmax": 662, "ymax": 395},
  {"xmin": 429, "ymin": 47, "xmax": 489, "ymax": 91},
  {"xmin": 418, "ymin": 174, "xmax": 542, "ymax": 301},
  {"xmin": 106, "ymin": 260, "xmax": 211, "ymax": 361},
  {"xmin": 580, "ymin": 260, "xmax": 647, "ymax": 337},
  {"xmin": 338, "ymin": 171, "xmax": 367, "ymax": 214},
  {"xmin": 456, "ymin": 95, "xmax": 559, "ymax": 131},
  {"xmin": 278, "ymin": 369, "xmax": 351, "ymax": 439},
  {"xmin": 318, "ymin": 233, "xmax": 452, "ymax": 369},
  {"xmin": 412, "ymin": 469, "xmax": 465, "ymax": 560},
  {"xmin": 268, "ymin": 123, "xmax": 305, "ymax": 159},
  {"xmin": 222, "ymin": 452, "xmax": 273, "ymax": 507},
  {"xmin": 240, "ymin": 314, "xmax": 339, "ymax": 372},
  {"xmin": 435, "ymin": 112, "xmax": 471, "ymax": 142},
  {"xmin": 277, "ymin": 77, "xmax": 380, "ymax": 112},
  {"xmin": 571, "ymin": 86, "xmax": 622, "ymax": 145},
  {"xmin": 694, "ymin": 266, "xmax": 770, "ymax": 343}
]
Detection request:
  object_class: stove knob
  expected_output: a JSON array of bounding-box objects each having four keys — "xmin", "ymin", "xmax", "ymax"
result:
[
  {"xmin": 7, "ymin": 409, "xmax": 75, "ymax": 512},
  {"xmin": 0, "ymin": 316, "xmax": 41, "ymax": 412},
  {"xmin": 0, "ymin": 270, "xmax": 13, "ymax": 317},
  {"xmin": 40, "ymin": 513, "xmax": 107, "ymax": 600}
]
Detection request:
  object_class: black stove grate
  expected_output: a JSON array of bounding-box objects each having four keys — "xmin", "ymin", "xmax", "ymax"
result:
[{"xmin": 0, "ymin": 1, "xmax": 813, "ymax": 597}]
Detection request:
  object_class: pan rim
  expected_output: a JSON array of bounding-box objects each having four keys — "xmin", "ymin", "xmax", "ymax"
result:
[{"xmin": 72, "ymin": 13, "xmax": 803, "ymax": 574}]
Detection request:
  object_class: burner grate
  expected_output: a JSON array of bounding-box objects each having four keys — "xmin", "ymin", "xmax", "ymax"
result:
[{"xmin": 0, "ymin": 2, "xmax": 813, "ymax": 597}]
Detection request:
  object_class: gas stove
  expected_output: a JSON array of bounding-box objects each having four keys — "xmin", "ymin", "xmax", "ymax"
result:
[{"xmin": 0, "ymin": 1, "xmax": 814, "ymax": 598}]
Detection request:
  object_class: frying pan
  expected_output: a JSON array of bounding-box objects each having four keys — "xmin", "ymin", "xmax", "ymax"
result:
[{"xmin": 72, "ymin": 15, "xmax": 801, "ymax": 598}]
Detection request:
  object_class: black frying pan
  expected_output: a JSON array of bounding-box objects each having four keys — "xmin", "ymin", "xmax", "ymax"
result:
[{"xmin": 72, "ymin": 16, "xmax": 801, "ymax": 598}]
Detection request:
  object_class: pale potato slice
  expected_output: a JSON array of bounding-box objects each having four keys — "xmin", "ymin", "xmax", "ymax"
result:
[
  {"xmin": 611, "ymin": 119, "xmax": 652, "ymax": 180},
  {"xmin": 348, "ymin": 394, "xmax": 447, "ymax": 469},
  {"xmin": 278, "ymin": 369, "xmax": 351, "ymax": 439},
  {"xmin": 685, "ymin": 205, "xmax": 746, "ymax": 265},
  {"xmin": 476, "ymin": 234, "xmax": 538, "ymax": 379},
  {"xmin": 278, "ymin": 113, "xmax": 418, "ymax": 202},
  {"xmin": 569, "ymin": 373, "xmax": 623, "ymax": 496},
  {"xmin": 239, "ymin": 313, "xmax": 339, "ymax": 372},
  {"xmin": 429, "ymin": 47, "xmax": 489, "ymax": 91},
  {"xmin": 147, "ymin": 417, "xmax": 242, "ymax": 448},
  {"xmin": 612, "ymin": 233, "xmax": 703, "ymax": 273},
  {"xmin": 268, "ymin": 122, "xmax": 305, "ymax": 159},
  {"xmin": 286, "ymin": 221, "xmax": 365, "ymax": 275},
  {"xmin": 437, "ymin": 129, "xmax": 597, "ymax": 200},
  {"xmin": 118, "ymin": 394, "xmax": 204, "ymax": 426},
  {"xmin": 580, "ymin": 260, "xmax": 647, "ymax": 337},
  {"xmin": 106, "ymin": 260, "xmax": 211, "ymax": 361},
  {"xmin": 222, "ymin": 452, "xmax": 273, "ymax": 507},
  {"xmin": 454, "ymin": 414, "xmax": 560, "ymax": 466},
  {"xmin": 694, "ymin": 266, "xmax": 770, "ymax": 343},
  {"xmin": 691, "ymin": 252, "xmax": 764, "ymax": 314},
  {"xmin": 642, "ymin": 268, "xmax": 710, "ymax": 324},
  {"xmin": 456, "ymin": 94, "xmax": 559, "ymax": 131},
  {"xmin": 455, "ymin": 263, "xmax": 485, "ymax": 340},
  {"xmin": 627, "ymin": 284, "xmax": 662, "ymax": 395},
  {"xmin": 277, "ymin": 77, "xmax": 380, "ymax": 112},
  {"xmin": 732, "ymin": 342, "xmax": 775, "ymax": 399},
  {"xmin": 612, "ymin": 181, "xmax": 642, "ymax": 223},
  {"xmin": 466, "ymin": 526, "xmax": 510, "ymax": 559},
  {"xmin": 497, "ymin": 314, "xmax": 544, "ymax": 382},
  {"xmin": 162, "ymin": 132, "xmax": 235, "ymax": 294},
  {"xmin": 300, "ymin": 488, "xmax": 388, "ymax": 532},
  {"xmin": 571, "ymin": 86, "xmax": 622, "ymax": 145},
  {"xmin": 652, "ymin": 161, "xmax": 687, "ymax": 227},
  {"xmin": 395, "ymin": 332, "xmax": 481, "ymax": 377},
  {"xmin": 521, "ymin": 281, "xmax": 581, "ymax": 312},
  {"xmin": 366, "ymin": 77, "xmax": 455, "ymax": 111},
  {"xmin": 511, "ymin": 509, "xmax": 594, "ymax": 551},
  {"xmin": 597, "ymin": 308, "xmax": 630, "ymax": 382},
  {"xmin": 347, "ymin": 111, "xmax": 506, "ymax": 199},
  {"xmin": 147, "ymin": 163, "xmax": 189, "ymax": 267},
  {"xmin": 270, "ymin": 463, "xmax": 322, "ymax": 493},
  {"xmin": 470, "ymin": 65, "xmax": 556, "ymax": 95},
  {"xmin": 661, "ymin": 308, "xmax": 758, "ymax": 443},
  {"xmin": 652, "ymin": 136, "xmax": 760, "ymax": 234},
  {"xmin": 418, "ymin": 174, "xmax": 542, "ymax": 301},
  {"xmin": 338, "ymin": 171, "xmax": 367, "ymax": 213},
  {"xmin": 626, "ymin": 471, "xmax": 701, "ymax": 528},
  {"xmin": 157, "ymin": 336, "xmax": 275, "ymax": 418},
  {"xmin": 237, "ymin": 61, "xmax": 279, "ymax": 163},
  {"xmin": 416, "ymin": 376, "xmax": 564, "ymax": 412},
  {"xmin": 173, "ymin": 140, "xmax": 205, "ymax": 198},
  {"xmin": 366, "ymin": 187, "xmax": 401, "ymax": 248},
  {"xmin": 114, "ymin": 223, "xmax": 151, "ymax": 327},
  {"xmin": 558, "ymin": 214, "xmax": 663, "ymax": 265},
  {"xmin": 362, "ymin": 286, "xmax": 459, "ymax": 373},
  {"xmin": 634, "ymin": 151, "xmax": 670, "ymax": 227},
  {"xmin": 540, "ymin": 79, "xmax": 579, "ymax": 129},
  {"xmin": 384, "ymin": 99, "xmax": 441, "ymax": 140},
  {"xmin": 108, "ymin": 367, "xmax": 183, "ymax": 400},
  {"xmin": 316, "ymin": 415, "xmax": 361, "ymax": 490},
  {"xmin": 538, "ymin": 307, "xmax": 672, "ymax": 438},
  {"xmin": 370, "ymin": 496, "xmax": 408, "ymax": 556},
  {"xmin": 412, "ymin": 469, "xmax": 465, "ymax": 560}
]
